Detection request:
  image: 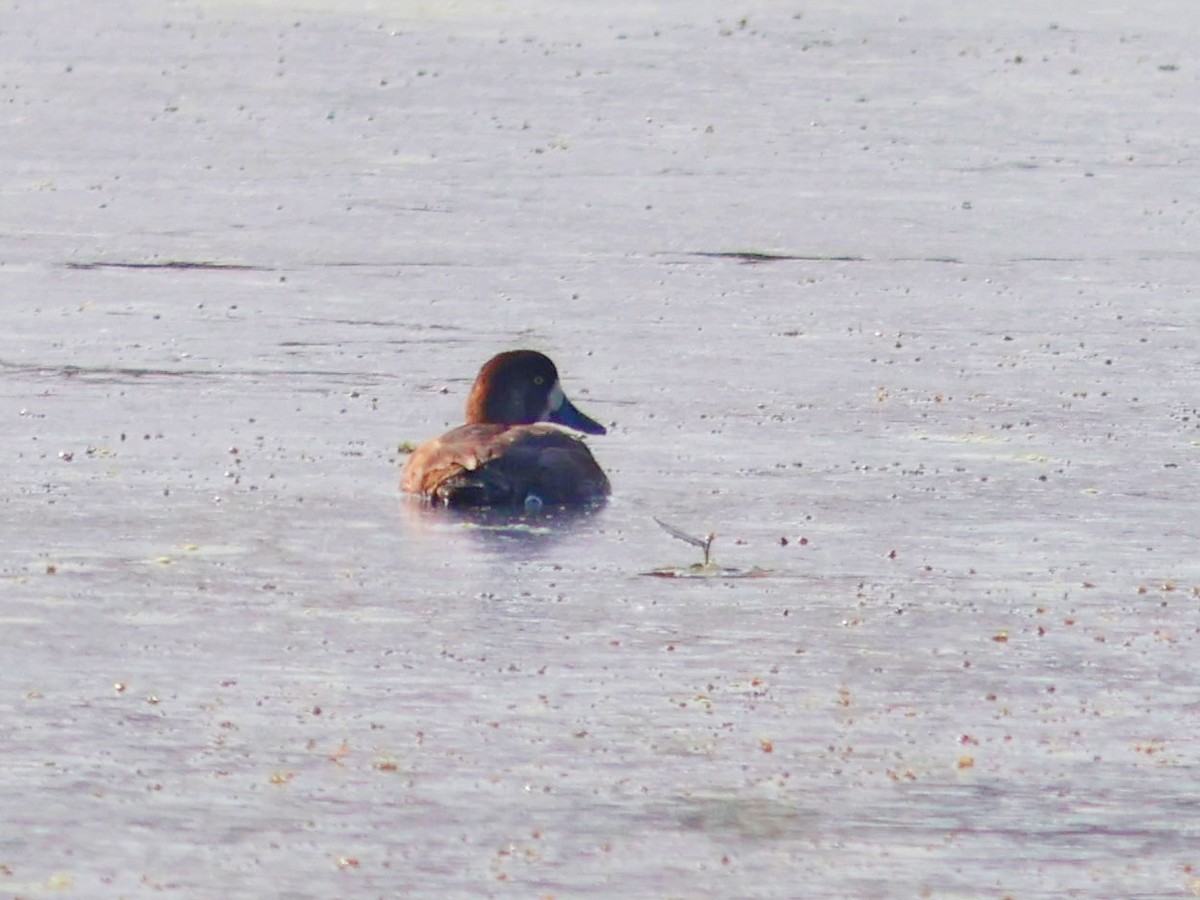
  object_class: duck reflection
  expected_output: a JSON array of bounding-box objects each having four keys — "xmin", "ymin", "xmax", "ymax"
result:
[{"xmin": 399, "ymin": 496, "xmax": 606, "ymax": 555}]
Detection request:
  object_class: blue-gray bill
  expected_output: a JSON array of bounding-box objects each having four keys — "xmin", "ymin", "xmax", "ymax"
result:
[{"xmin": 550, "ymin": 397, "xmax": 606, "ymax": 435}]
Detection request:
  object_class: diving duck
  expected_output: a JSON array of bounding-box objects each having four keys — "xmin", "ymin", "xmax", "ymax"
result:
[{"xmin": 401, "ymin": 350, "xmax": 610, "ymax": 507}]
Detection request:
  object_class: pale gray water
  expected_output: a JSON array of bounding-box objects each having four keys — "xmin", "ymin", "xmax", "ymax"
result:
[{"xmin": 3, "ymin": 1, "xmax": 1199, "ymax": 897}]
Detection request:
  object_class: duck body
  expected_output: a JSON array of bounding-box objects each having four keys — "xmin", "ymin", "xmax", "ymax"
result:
[{"xmin": 402, "ymin": 351, "xmax": 610, "ymax": 508}]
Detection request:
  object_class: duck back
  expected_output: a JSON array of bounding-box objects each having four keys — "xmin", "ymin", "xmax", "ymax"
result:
[{"xmin": 402, "ymin": 424, "xmax": 609, "ymax": 507}]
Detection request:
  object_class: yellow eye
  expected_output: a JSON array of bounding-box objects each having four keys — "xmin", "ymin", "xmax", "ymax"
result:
[{"xmin": 533, "ymin": 376, "xmax": 545, "ymax": 385}]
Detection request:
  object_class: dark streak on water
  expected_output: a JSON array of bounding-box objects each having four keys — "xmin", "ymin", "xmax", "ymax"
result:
[{"xmin": 63, "ymin": 260, "xmax": 268, "ymax": 271}]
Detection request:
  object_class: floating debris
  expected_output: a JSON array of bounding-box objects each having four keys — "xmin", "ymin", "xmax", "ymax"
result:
[
  {"xmin": 643, "ymin": 518, "xmax": 769, "ymax": 579},
  {"xmin": 653, "ymin": 517, "xmax": 715, "ymax": 565},
  {"xmin": 642, "ymin": 562, "xmax": 770, "ymax": 579}
]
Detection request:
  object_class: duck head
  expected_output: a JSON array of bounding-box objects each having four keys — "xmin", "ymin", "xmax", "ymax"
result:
[{"xmin": 465, "ymin": 350, "xmax": 606, "ymax": 435}]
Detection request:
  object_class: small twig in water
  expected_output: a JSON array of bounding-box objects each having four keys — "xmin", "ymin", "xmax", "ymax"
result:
[{"xmin": 653, "ymin": 517, "xmax": 716, "ymax": 566}]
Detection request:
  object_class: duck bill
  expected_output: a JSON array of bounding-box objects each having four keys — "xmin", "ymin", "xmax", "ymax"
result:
[{"xmin": 550, "ymin": 395, "xmax": 607, "ymax": 435}]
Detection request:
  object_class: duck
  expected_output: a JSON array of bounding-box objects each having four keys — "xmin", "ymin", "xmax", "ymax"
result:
[{"xmin": 401, "ymin": 350, "xmax": 610, "ymax": 507}]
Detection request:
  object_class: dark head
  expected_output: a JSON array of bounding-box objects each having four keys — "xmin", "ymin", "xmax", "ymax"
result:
[{"xmin": 464, "ymin": 350, "xmax": 606, "ymax": 435}]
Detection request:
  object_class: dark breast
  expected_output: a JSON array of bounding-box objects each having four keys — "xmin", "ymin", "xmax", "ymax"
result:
[{"xmin": 402, "ymin": 424, "xmax": 610, "ymax": 507}]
